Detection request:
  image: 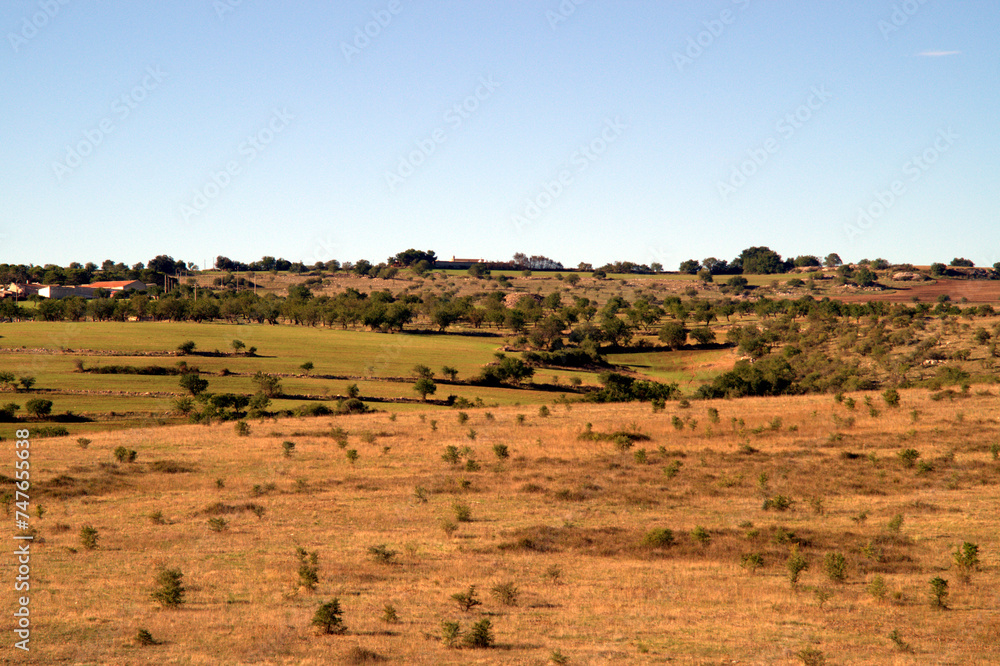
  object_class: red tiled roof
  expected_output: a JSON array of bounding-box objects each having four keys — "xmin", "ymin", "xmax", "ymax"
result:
[{"xmin": 85, "ymin": 281, "xmax": 143, "ymax": 289}]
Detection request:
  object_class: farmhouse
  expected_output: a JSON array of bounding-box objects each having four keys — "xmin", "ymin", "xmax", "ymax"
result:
[
  {"xmin": 5, "ymin": 283, "xmax": 44, "ymax": 298},
  {"xmin": 6, "ymin": 280, "xmax": 149, "ymax": 301},
  {"xmin": 38, "ymin": 285, "xmax": 95, "ymax": 299},
  {"xmin": 85, "ymin": 280, "xmax": 148, "ymax": 292}
]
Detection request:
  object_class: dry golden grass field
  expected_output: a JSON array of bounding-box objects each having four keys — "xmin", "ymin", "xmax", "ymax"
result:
[{"xmin": 5, "ymin": 388, "xmax": 999, "ymax": 664}]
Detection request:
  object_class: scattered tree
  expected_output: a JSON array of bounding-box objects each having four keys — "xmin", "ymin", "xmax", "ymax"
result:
[
  {"xmin": 679, "ymin": 259, "xmax": 701, "ymax": 274},
  {"xmin": 413, "ymin": 378, "xmax": 437, "ymax": 401},
  {"xmin": 179, "ymin": 373, "xmax": 208, "ymax": 396},
  {"xmin": 24, "ymin": 398, "xmax": 52, "ymax": 418}
]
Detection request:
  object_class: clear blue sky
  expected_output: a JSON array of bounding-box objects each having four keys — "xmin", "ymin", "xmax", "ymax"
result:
[{"xmin": 2, "ymin": 0, "xmax": 997, "ymax": 270}]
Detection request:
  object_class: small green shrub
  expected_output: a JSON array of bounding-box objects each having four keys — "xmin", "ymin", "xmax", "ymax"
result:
[
  {"xmin": 824, "ymin": 552, "xmax": 848, "ymax": 582},
  {"xmin": 135, "ymin": 628, "xmax": 158, "ymax": 646},
  {"xmin": 897, "ymin": 448, "xmax": 920, "ymax": 467},
  {"xmin": 642, "ymin": 528, "xmax": 675, "ymax": 548},
  {"xmin": 249, "ymin": 482, "xmax": 277, "ymax": 497},
  {"xmin": 464, "ymin": 618, "xmax": 494, "ymax": 648},
  {"xmin": 113, "ymin": 446, "xmax": 137, "ymax": 463},
  {"xmin": 312, "ymin": 598, "xmax": 347, "ymax": 634},
  {"xmin": 381, "ymin": 603, "xmax": 399, "ymax": 623},
  {"xmin": 234, "ymin": 420, "xmax": 251, "ymax": 437},
  {"xmin": 345, "ymin": 646, "xmax": 386, "ymax": 663},
  {"xmin": 345, "ymin": 449, "xmax": 358, "ymax": 464},
  {"xmin": 538, "ymin": 405, "xmax": 550, "ymax": 417},
  {"xmin": 457, "ymin": 412, "xmax": 469, "ymax": 424},
  {"xmin": 440, "ymin": 519, "xmax": 458, "ymax": 537},
  {"xmin": 929, "ymin": 576, "xmax": 949, "ymax": 608},
  {"xmin": 490, "ymin": 581, "xmax": 519, "ymax": 606},
  {"xmin": 864, "ymin": 572, "xmax": 887, "ymax": 601},
  {"xmin": 762, "ymin": 495, "xmax": 793, "ymax": 511},
  {"xmin": 796, "ymin": 647, "xmax": 826, "ymax": 665},
  {"xmin": 886, "ymin": 513, "xmax": 904, "ymax": 533},
  {"xmin": 773, "ymin": 527, "xmax": 796, "ymax": 545},
  {"xmin": 787, "ymin": 547, "xmax": 808, "ymax": 585},
  {"xmin": 441, "ymin": 445, "xmax": 461, "ymax": 465},
  {"xmin": 76, "ymin": 437, "xmax": 91, "ymax": 449},
  {"xmin": 207, "ymin": 517, "xmax": 228, "ymax": 532},
  {"xmin": 151, "ymin": 568, "xmax": 186, "ymax": 607},
  {"xmin": 80, "ymin": 525, "xmax": 99, "ymax": 550},
  {"xmin": 953, "ymin": 541, "xmax": 980, "ymax": 582},
  {"xmin": 690, "ymin": 525, "xmax": 710, "ymax": 547},
  {"xmin": 297, "ymin": 548, "xmax": 319, "ymax": 590},
  {"xmin": 493, "ymin": 443, "xmax": 509, "ymax": 460},
  {"xmin": 367, "ymin": 543, "xmax": 397, "ymax": 565},
  {"xmin": 663, "ymin": 460, "xmax": 682, "ymax": 478},
  {"xmin": 453, "ymin": 502, "xmax": 472, "ymax": 522},
  {"xmin": 813, "ymin": 587, "xmax": 832, "ymax": 609},
  {"xmin": 882, "ymin": 388, "xmax": 900, "ymax": 407},
  {"xmin": 282, "ymin": 441, "xmax": 295, "ymax": 457},
  {"xmin": 440, "ymin": 620, "xmax": 461, "ymax": 648},
  {"xmin": 451, "ymin": 585, "xmax": 482, "ymax": 612},
  {"xmin": 740, "ymin": 552, "xmax": 764, "ymax": 573},
  {"xmin": 549, "ymin": 649, "xmax": 569, "ymax": 664}
]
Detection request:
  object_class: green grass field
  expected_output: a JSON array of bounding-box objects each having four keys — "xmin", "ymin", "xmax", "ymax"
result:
[
  {"xmin": 607, "ymin": 348, "xmax": 731, "ymax": 388},
  {"xmin": 0, "ymin": 322, "xmax": 727, "ymax": 438}
]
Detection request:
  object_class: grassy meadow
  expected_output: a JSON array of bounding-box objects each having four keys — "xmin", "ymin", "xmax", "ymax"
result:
[
  {"xmin": 5, "ymin": 388, "xmax": 999, "ymax": 664},
  {"xmin": 0, "ymin": 321, "xmax": 734, "ymax": 439}
]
